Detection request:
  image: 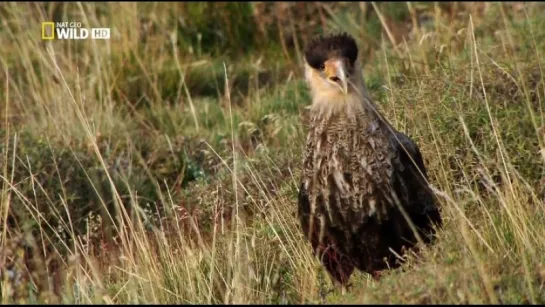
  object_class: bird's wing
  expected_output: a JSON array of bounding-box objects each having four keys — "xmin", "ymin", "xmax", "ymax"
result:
[
  {"xmin": 390, "ymin": 131, "xmax": 439, "ymax": 217},
  {"xmin": 393, "ymin": 131, "xmax": 428, "ymax": 178}
]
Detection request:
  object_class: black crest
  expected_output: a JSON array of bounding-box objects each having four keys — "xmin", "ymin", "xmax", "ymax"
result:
[{"xmin": 304, "ymin": 32, "xmax": 358, "ymax": 70}]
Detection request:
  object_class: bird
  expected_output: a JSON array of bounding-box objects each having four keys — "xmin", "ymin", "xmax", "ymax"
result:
[{"xmin": 297, "ymin": 33, "xmax": 442, "ymax": 291}]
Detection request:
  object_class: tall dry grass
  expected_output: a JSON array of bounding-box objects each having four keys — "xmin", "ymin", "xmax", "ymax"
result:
[{"xmin": 1, "ymin": 2, "xmax": 545, "ymax": 304}]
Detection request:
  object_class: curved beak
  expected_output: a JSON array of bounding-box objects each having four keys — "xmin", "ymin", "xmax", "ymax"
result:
[{"xmin": 324, "ymin": 59, "xmax": 348, "ymax": 94}]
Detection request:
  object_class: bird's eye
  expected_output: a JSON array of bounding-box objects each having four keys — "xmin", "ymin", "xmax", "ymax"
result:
[{"xmin": 319, "ymin": 63, "xmax": 325, "ymax": 71}]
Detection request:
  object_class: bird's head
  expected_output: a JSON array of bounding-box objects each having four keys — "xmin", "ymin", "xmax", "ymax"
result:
[{"xmin": 304, "ymin": 33, "xmax": 361, "ymax": 99}]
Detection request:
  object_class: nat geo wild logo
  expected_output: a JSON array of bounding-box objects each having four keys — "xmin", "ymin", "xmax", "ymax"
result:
[{"xmin": 42, "ymin": 21, "xmax": 110, "ymax": 40}]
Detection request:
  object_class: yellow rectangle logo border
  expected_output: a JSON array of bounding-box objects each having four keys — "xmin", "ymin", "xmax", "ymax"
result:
[{"xmin": 42, "ymin": 22, "xmax": 55, "ymax": 40}]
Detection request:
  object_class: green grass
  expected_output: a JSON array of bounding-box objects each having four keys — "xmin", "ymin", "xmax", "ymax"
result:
[{"xmin": 1, "ymin": 2, "xmax": 545, "ymax": 304}]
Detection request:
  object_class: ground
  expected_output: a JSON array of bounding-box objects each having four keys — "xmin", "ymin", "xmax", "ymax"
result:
[{"xmin": 1, "ymin": 2, "xmax": 545, "ymax": 304}]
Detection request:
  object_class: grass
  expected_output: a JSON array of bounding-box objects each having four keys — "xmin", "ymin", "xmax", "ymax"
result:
[{"xmin": 1, "ymin": 1, "xmax": 545, "ymax": 304}]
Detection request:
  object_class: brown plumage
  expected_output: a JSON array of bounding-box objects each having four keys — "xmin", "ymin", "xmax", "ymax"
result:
[{"xmin": 298, "ymin": 33, "xmax": 442, "ymax": 287}]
